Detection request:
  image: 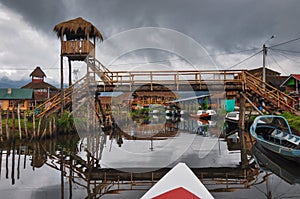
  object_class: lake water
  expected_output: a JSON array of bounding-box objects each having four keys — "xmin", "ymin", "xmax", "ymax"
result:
[{"xmin": 1, "ymin": 117, "xmax": 300, "ymax": 199}]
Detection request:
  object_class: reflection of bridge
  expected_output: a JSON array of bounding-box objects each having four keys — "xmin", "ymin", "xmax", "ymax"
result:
[{"xmin": 0, "ymin": 136, "xmax": 262, "ymax": 198}]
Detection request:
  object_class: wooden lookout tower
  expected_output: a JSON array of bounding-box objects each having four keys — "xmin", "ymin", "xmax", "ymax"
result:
[
  {"xmin": 53, "ymin": 17, "xmax": 103, "ymax": 87},
  {"xmin": 53, "ymin": 17, "xmax": 103, "ymax": 113}
]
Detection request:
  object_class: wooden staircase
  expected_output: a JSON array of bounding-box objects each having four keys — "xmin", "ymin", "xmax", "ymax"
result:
[
  {"xmin": 36, "ymin": 76, "xmax": 89, "ymax": 117},
  {"xmin": 241, "ymin": 71, "xmax": 296, "ymax": 113},
  {"xmin": 36, "ymin": 56, "xmax": 114, "ymax": 118},
  {"xmin": 86, "ymin": 56, "xmax": 115, "ymax": 85}
]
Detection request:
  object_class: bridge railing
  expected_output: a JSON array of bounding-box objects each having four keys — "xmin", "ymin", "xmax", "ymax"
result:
[{"xmin": 96, "ymin": 69, "xmax": 245, "ymax": 86}]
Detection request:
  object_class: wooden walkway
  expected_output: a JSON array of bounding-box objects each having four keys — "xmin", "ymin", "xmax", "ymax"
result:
[{"xmin": 36, "ymin": 56, "xmax": 296, "ymax": 118}]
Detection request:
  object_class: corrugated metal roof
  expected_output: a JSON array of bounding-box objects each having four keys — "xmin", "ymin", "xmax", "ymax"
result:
[
  {"xmin": 292, "ymin": 74, "xmax": 300, "ymax": 81},
  {"xmin": 280, "ymin": 74, "xmax": 300, "ymax": 87},
  {"xmin": 0, "ymin": 88, "xmax": 33, "ymax": 100},
  {"xmin": 98, "ymin": 92, "xmax": 123, "ymax": 97}
]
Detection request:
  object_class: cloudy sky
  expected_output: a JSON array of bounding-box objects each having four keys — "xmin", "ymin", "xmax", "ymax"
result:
[{"xmin": 1, "ymin": 0, "xmax": 300, "ymax": 84}]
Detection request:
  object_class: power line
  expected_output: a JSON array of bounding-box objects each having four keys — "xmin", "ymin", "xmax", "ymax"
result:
[
  {"xmin": 225, "ymin": 50, "xmax": 262, "ymax": 70},
  {"xmin": 271, "ymin": 50, "xmax": 300, "ymax": 64},
  {"xmin": 108, "ymin": 47, "xmax": 261, "ymax": 66},
  {"xmin": 269, "ymin": 37, "xmax": 300, "ymax": 48},
  {"xmin": 270, "ymin": 48, "xmax": 300, "ymax": 54},
  {"xmin": 267, "ymin": 50, "xmax": 291, "ymax": 75}
]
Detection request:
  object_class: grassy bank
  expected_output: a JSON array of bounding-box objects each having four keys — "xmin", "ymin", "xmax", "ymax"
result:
[
  {"xmin": 0, "ymin": 111, "xmax": 76, "ymax": 141},
  {"xmin": 280, "ymin": 112, "xmax": 300, "ymax": 134}
]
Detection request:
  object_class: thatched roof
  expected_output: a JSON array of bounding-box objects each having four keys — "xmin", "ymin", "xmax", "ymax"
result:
[
  {"xmin": 30, "ymin": 66, "xmax": 46, "ymax": 78},
  {"xmin": 53, "ymin": 17, "xmax": 103, "ymax": 41}
]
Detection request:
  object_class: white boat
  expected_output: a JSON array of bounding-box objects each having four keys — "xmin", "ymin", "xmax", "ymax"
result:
[
  {"xmin": 225, "ymin": 111, "xmax": 239, "ymax": 122},
  {"xmin": 141, "ymin": 162, "xmax": 214, "ymax": 199}
]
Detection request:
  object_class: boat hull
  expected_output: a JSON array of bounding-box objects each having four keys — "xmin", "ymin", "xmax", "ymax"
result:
[
  {"xmin": 257, "ymin": 139, "xmax": 300, "ymax": 163},
  {"xmin": 250, "ymin": 115, "xmax": 300, "ymax": 164}
]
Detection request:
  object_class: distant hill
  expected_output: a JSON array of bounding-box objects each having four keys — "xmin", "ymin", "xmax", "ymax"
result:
[
  {"xmin": 0, "ymin": 76, "xmax": 60, "ymax": 88},
  {"xmin": 0, "ymin": 76, "xmax": 28, "ymax": 88}
]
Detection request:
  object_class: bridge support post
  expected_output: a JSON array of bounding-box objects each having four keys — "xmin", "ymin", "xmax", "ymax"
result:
[{"xmin": 238, "ymin": 92, "xmax": 248, "ymax": 168}]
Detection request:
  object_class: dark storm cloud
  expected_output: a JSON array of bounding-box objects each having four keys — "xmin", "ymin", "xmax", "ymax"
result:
[
  {"xmin": 0, "ymin": 0, "xmax": 67, "ymax": 34},
  {"xmin": 2, "ymin": 0, "xmax": 300, "ymax": 54}
]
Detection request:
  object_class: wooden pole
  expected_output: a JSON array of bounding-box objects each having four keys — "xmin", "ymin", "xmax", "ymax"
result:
[
  {"xmin": 37, "ymin": 117, "xmax": 42, "ymax": 139},
  {"xmin": 69, "ymin": 153, "xmax": 73, "ymax": 199},
  {"xmin": 40, "ymin": 128, "xmax": 47, "ymax": 140},
  {"xmin": 6, "ymin": 144, "xmax": 9, "ymax": 179},
  {"xmin": 60, "ymin": 30, "xmax": 65, "ymax": 115},
  {"xmin": 6, "ymin": 110, "xmax": 10, "ymax": 141},
  {"xmin": 17, "ymin": 104, "xmax": 22, "ymax": 140},
  {"xmin": 17, "ymin": 144, "xmax": 21, "ymax": 179},
  {"xmin": 53, "ymin": 116, "xmax": 56, "ymax": 136},
  {"xmin": 12, "ymin": 103, "xmax": 15, "ymax": 140},
  {"xmin": 0, "ymin": 108, "xmax": 3, "ymax": 142},
  {"xmin": 49, "ymin": 118, "xmax": 53, "ymax": 137},
  {"xmin": 23, "ymin": 146, "xmax": 26, "ymax": 169},
  {"xmin": 61, "ymin": 54, "xmax": 64, "ymax": 115},
  {"xmin": 60, "ymin": 147, "xmax": 64, "ymax": 199},
  {"xmin": 238, "ymin": 92, "xmax": 248, "ymax": 168},
  {"xmin": 11, "ymin": 140, "xmax": 15, "ymax": 185},
  {"xmin": 68, "ymin": 58, "xmax": 72, "ymax": 86},
  {"xmin": 33, "ymin": 112, "xmax": 36, "ymax": 139},
  {"xmin": 0, "ymin": 149, "xmax": 2, "ymax": 178},
  {"xmin": 24, "ymin": 111, "xmax": 28, "ymax": 138}
]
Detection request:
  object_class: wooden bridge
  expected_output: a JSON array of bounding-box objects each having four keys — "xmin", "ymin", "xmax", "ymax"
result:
[{"xmin": 35, "ymin": 55, "xmax": 296, "ymax": 118}]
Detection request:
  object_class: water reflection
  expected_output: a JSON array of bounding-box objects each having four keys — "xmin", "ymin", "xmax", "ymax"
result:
[{"xmin": 1, "ymin": 118, "xmax": 300, "ymax": 198}]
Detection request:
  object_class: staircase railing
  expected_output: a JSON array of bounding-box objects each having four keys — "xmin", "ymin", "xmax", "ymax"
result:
[
  {"xmin": 36, "ymin": 75, "xmax": 89, "ymax": 117},
  {"xmin": 86, "ymin": 56, "xmax": 115, "ymax": 85},
  {"xmin": 241, "ymin": 71, "xmax": 296, "ymax": 112}
]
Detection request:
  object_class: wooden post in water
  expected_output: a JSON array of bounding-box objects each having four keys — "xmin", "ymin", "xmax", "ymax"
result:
[
  {"xmin": 53, "ymin": 116, "xmax": 56, "ymax": 136},
  {"xmin": 238, "ymin": 92, "xmax": 248, "ymax": 168},
  {"xmin": 17, "ymin": 144, "xmax": 21, "ymax": 179},
  {"xmin": 0, "ymin": 109, "xmax": 3, "ymax": 142},
  {"xmin": 5, "ymin": 144, "xmax": 9, "ymax": 179},
  {"xmin": 49, "ymin": 118, "xmax": 53, "ymax": 138},
  {"xmin": 24, "ymin": 111, "xmax": 28, "ymax": 138},
  {"xmin": 6, "ymin": 110, "xmax": 10, "ymax": 141},
  {"xmin": 33, "ymin": 113, "xmax": 36, "ymax": 139},
  {"xmin": 12, "ymin": 103, "xmax": 15, "ymax": 140},
  {"xmin": 23, "ymin": 146, "xmax": 27, "ymax": 169},
  {"xmin": 60, "ymin": 148, "xmax": 64, "ymax": 199},
  {"xmin": 17, "ymin": 104, "xmax": 22, "ymax": 140},
  {"xmin": 68, "ymin": 153, "xmax": 73, "ymax": 199},
  {"xmin": 37, "ymin": 117, "xmax": 42, "ymax": 139},
  {"xmin": 0, "ymin": 149, "xmax": 2, "ymax": 178},
  {"xmin": 11, "ymin": 140, "xmax": 15, "ymax": 185}
]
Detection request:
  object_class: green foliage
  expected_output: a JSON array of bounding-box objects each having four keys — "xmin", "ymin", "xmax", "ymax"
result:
[
  {"xmin": 280, "ymin": 112, "xmax": 300, "ymax": 133},
  {"xmin": 57, "ymin": 111, "xmax": 75, "ymax": 133}
]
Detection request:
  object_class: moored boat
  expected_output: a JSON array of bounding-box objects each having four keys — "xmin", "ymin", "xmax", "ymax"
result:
[
  {"xmin": 252, "ymin": 143, "xmax": 300, "ymax": 184},
  {"xmin": 225, "ymin": 111, "xmax": 239, "ymax": 123},
  {"xmin": 190, "ymin": 109, "xmax": 216, "ymax": 119},
  {"xmin": 250, "ymin": 115, "xmax": 300, "ymax": 163}
]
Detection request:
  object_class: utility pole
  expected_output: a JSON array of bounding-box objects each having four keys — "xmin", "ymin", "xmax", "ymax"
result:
[
  {"xmin": 262, "ymin": 44, "xmax": 267, "ymax": 85},
  {"xmin": 262, "ymin": 35, "xmax": 275, "ymax": 87}
]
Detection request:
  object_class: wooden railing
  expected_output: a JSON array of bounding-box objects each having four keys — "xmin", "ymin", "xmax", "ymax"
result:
[
  {"xmin": 35, "ymin": 68, "xmax": 297, "ymax": 117},
  {"xmin": 241, "ymin": 71, "xmax": 296, "ymax": 112},
  {"xmin": 36, "ymin": 76, "xmax": 88, "ymax": 117},
  {"xmin": 86, "ymin": 56, "xmax": 114, "ymax": 85},
  {"xmin": 62, "ymin": 40, "xmax": 95, "ymax": 55}
]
